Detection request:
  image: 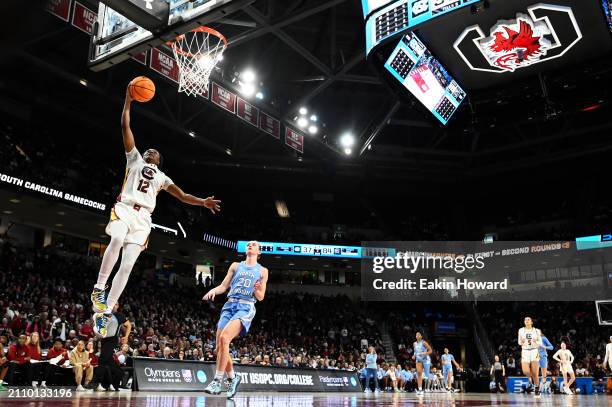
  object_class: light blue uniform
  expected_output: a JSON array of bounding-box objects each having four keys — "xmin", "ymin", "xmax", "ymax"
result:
[
  {"xmin": 217, "ymin": 261, "xmax": 262, "ymax": 335},
  {"xmin": 539, "ymin": 336, "xmax": 553, "ymax": 369},
  {"xmin": 441, "ymin": 353, "xmax": 454, "ymax": 381},
  {"xmin": 414, "ymin": 340, "xmax": 431, "ymax": 376}
]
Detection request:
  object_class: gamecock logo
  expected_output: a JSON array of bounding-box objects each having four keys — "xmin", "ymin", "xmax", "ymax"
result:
[{"xmin": 454, "ymin": 4, "xmax": 582, "ymax": 73}]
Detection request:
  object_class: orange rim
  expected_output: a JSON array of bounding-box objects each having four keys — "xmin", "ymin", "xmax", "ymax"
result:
[{"xmin": 166, "ymin": 26, "xmax": 227, "ymax": 58}]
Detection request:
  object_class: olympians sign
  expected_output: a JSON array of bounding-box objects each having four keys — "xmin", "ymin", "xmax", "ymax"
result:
[{"xmin": 132, "ymin": 357, "xmax": 360, "ymax": 392}]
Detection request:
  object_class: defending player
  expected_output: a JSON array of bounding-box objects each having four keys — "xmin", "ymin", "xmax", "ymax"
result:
[
  {"xmin": 413, "ymin": 331, "xmax": 432, "ymax": 395},
  {"xmin": 91, "ymin": 85, "xmax": 221, "ymax": 336},
  {"xmin": 202, "ymin": 241, "xmax": 268, "ymax": 398},
  {"xmin": 518, "ymin": 316, "xmax": 543, "ymax": 397},
  {"xmin": 441, "ymin": 347, "xmax": 461, "ymax": 392},
  {"xmin": 538, "ymin": 330, "xmax": 554, "ymax": 393},
  {"xmin": 552, "ymin": 341, "xmax": 575, "ymax": 395}
]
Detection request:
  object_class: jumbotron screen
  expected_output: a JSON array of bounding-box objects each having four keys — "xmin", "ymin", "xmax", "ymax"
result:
[
  {"xmin": 604, "ymin": 0, "xmax": 612, "ymax": 31},
  {"xmin": 364, "ymin": 0, "xmax": 481, "ymax": 54},
  {"xmin": 361, "ymin": 0, "xmax": 393, "ymax": 18},
  {"xmin": 384, "ymin": 33, "xmax": 466, "ymax": 125}
]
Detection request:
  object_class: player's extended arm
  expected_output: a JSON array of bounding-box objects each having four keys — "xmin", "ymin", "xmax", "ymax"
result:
[
  {"xmin": 423, "ymin": 341, "xmax": 433, "ymax": 356},
  {"xmin": 517, "ymin": 330, "xmax": 523, "ymax": 346},
  {"xmin": 165, "ymin": 184, "xmax": 221, "ymax": 214},
  {"xmin": 452, "ymin": 358, "xmax": 461, "ymax": 370},
  {"xmin": 253, "ymin": 267, "xmax": 268, "ymax": 301},
  {"xmin": 122, "ymin": 88, "xmax": 135, "ymax": 153},
  {"xmin": 202, "ymin": 262, "xmax": 237, "ymax": 301},
  {"xmin": 121, "ymin": 319, "xmax": 132, "ymax": 345},
  {"xmin": 542, "ymin": 336, "xmax": 554, "ymax": 351},
  {"xmin": 552, "ymin": 350, "xmax": 561, "ymax": 362},
  {"xmin": 568, "ymin": 351, "xmax": 574, "ymax": 364}
]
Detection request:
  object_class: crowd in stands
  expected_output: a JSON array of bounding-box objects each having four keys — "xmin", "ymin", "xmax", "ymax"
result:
[
  {"xmin": 479, "ymin": 302, "xmax": 612, "ymax": 382},
  {"xmin": 0, "ymin": 238, "xmax": 384, "ymax": 390}
]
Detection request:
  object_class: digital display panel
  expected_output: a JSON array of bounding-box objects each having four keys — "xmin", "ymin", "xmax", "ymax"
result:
[
  {"xmin": 361, "ymin": 0, "xmax": 394, "ymax": 18},
  {"xmin": 575, "ymin": 234, "xmax": 612, "ymax": 251},
  {"xmin": 237, "ymin": 241, "xmax": 362, "ymax": 259},
  {"xmin": 603, "ymin": 0, "xmax": 612, "ymax": 32},
  {"xmin": 384, "ymin": 33, "xmax": 466, "ymax": 124},
  {"xmin": 365, "ymin": 0, "xmax": 481, "ymax": 55}
]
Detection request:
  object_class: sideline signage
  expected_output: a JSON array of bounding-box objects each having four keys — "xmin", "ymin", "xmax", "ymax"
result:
[{"xmin": 132, "ymin": 357, "xmax": 361, "ymax": 392}]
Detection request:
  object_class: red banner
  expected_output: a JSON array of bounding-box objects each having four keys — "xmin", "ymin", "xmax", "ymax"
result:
[
  {"xmin": 71, "ymin": 1, "xmax": 96, "ymax": 34},
  {"xmin": 236, "ymin": 97, "xmax": 259, "ymax": 128},
  {"xmin": 131, "ymin": 51, "xmax": 148, "ymax": 66},
  {"xmin": 259, "ymin": 112, "xmax": 280, "ymax": 139},
  {"xmin": 285, "ymin": 127, "xmax": 304, "ymax": 153},
  {"xmin": 150, "ymin": 48, "xmax": 179, "ymax": 83},
  {"xmin": 211, "ymin": 83, "xmax": 236, "ymax": 114},
  {"xmin": 47, "ymin": 0, "xmax": 71, "ymax": 22}
]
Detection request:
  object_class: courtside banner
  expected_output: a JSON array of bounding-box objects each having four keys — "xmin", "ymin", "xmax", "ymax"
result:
[
  {"xmin": 361, "ymin": 240, "xmax": 612, "ymax": 301},
  {"xmin": 132, "ymin": 357, "xmax": 361, "ymax": 392}
]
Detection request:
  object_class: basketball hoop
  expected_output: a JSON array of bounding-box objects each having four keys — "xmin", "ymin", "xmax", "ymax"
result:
[{"xmin": 167, "ymin": 26, "xmax": 227, "ymax": 97}]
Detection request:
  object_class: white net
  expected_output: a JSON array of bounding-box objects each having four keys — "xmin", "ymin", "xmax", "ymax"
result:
[{"xmin": 169, "ymin": 27, "xmax": 226, "ymax": 97}]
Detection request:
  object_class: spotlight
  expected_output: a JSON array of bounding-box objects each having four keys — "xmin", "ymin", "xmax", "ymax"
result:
[
  {"xmin": 344, "ymin": 148, "xmax": 352, "ymax": 155},
  {"xmin": 240, "ymin": 82, "xmax": 256, "ymax": 97},
  {"xmin": 255, "ymin": 92, "xmax": 264, "ymax": 100},
  {"xmin": 188, "ymin": 131, "xmax": 196, "ymax": 138},
  {"xmin": 299, "ymin": 107, "xmax": 308, "ymax": 115},
  {"xmin": 308, "ymin": 125, "xmax": 318, "ymax": 134},
  {"xmin": 310, "ymin": 115, "xmax": 318, "ymax": 122},
  {"xmin": 241, "ymin": 69, "xmax": 256, "ymax": 83},
  {"xmin": 297, "ymin": 117, "xmax": 308, "ymax": 128},
  {"xmin": 79, "ymin": 79, "xmax": 88, "ymax": 86},
  {"xmin": 197, "ymin": 54, "xmax": 216, "ymax": 70},
  {"xmin": 340, "ymin": 132, "xmax": 355, "ymax": 148},
  {"xmin": 225, "ymin": 149, "xmax": 232, "ymax": 156}
]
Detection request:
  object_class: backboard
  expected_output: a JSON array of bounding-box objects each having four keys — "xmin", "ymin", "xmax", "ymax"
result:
[
  {"xmin": 88, "ymin": 0, "xmax": 252, "ymax": 71},
  {"xmin": 596, "ymin": 300, "xmax": 612, "ymax": 325}
]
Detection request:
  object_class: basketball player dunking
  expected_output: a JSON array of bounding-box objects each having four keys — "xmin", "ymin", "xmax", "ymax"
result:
[
  {"xmin": 518, "ymin": 316, "xmax": 542, "ymax": 397},
  {"xmin": 91, "ymin": 85, "xmax": 221, "ymax": 335},
  {"xmin": 413, "ymin": 331, "xmax": 432, "ymax": 395},
  {"xmin": 202, "ymin": 241, "xmax": 268, "ymax": 398}
]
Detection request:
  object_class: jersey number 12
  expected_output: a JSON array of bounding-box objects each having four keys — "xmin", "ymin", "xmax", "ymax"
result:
[{"xmin": 137, "ymin": 179, "xmax": 150, "ymax": 193}]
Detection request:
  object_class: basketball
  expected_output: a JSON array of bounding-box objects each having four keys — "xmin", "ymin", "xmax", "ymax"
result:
[{"xmin": 128, "ymin": 76, "xmax": 155, "ymax": 102}]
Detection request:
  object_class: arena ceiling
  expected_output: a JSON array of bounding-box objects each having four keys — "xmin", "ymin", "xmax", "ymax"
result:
[{"xmin": 1, "ymin": 0, "xmax": 612, "ymax": 184}]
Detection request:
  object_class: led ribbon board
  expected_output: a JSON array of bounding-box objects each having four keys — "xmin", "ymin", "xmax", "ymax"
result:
[
  {"xmin": 384, "ymin": 33, "xmax": 466, "ymax": 124},
  {"xmin": 365, "ymin": 0, "xmax": 481, "ymax": 55},
  {"xmin": 237, "ymin": 241, "xmax": 362, "ymax": 259},
  {"xmin": 575, "ymin": 235, "xmax": 612, "ymax": 251}
]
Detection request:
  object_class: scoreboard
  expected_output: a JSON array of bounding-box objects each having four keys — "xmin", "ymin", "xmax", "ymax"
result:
[
  {"xmin": 237, "ymin": 241, "xmax": 362, "ymax": 259},
  {"xmin": 365, "ymin": 0, "xmax": 481, "ymax": 55},
  {"xmin": 384, "ymin": 33, "xmax": 465, "ymax": 125}
]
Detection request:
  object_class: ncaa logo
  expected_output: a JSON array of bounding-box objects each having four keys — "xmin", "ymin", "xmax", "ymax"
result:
[
  {"xmin": 181, "ymin": 369, "xmax": 193, "ymax": 383},
  {"xmin": 350, "ymin": 377, "xmax": 357, "ymax": 387},
  {"xmin": 196, "ymin": 370, "xmax": 207, "ymax": 384}
]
